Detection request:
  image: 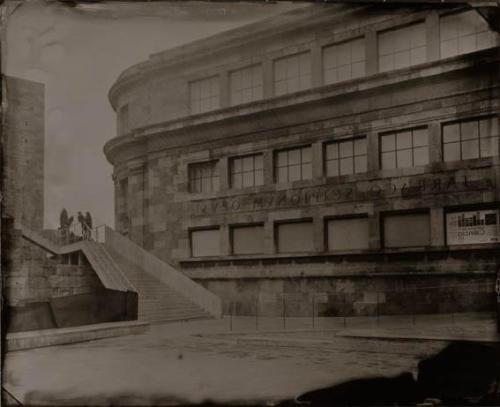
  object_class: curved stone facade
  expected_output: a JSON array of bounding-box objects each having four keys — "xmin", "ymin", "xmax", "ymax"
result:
[{"xmin": 105, "ymin": 4, "xmax": 500, "ymax": 315}]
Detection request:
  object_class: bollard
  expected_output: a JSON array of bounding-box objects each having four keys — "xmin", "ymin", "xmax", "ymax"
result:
[
  {"xmin": 255, "ymin": 298, "xmax": 259, "ymax": 331},
  {"xmin": 229, "ymin": 303, "xmax": 232, "ymax": 331},
  {"xmin": 343, "ymin": 293, "xmax": 347, "ymax": 328},
  {"xmin": 283, "ymin": 296, "xmax": 286, "ymax": 330},
  {"xmin": 412, "ymin": 289, "xmax": 416, "ymax": 325},
  {"xmin": 312, "ymin": 295, "xmax": 315, "ymax": 329}
]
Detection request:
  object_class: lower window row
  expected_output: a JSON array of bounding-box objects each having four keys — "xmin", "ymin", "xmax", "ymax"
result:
[{"xmin": 189, "ymin": 208, "xmax": 500, "ymax": 257}]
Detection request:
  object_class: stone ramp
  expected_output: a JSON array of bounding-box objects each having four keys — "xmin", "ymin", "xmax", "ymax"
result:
[{"xmin": 106, "ymin": 246, "xmax": 213, "ymax": 323}]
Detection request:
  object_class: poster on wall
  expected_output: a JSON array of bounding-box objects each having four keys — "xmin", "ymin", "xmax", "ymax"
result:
[{"xmin": 446, "ymin": 209, "xmax": 500, "ymax": 245}]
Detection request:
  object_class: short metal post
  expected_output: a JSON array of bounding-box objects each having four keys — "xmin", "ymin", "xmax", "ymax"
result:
[
  {"xmin": 282, "ymin": 296, "xmax": 286, "ymax": 330},
  {"xmin": 412, "ymin": 289, "xmax": 416, "ymax": 325},
  {"xmin": 312, "ymin": 295, "xmax": 315, "ymax": 329},
  {"xmin": 343, "ymin": 292, "xmax": 347, "ymax": 328},
  {"xmin": 229, "ymin": 302, "xmax": 233, "ymax": 332},
  {"xmin": 255, "ymin": 298, "xmax": 259, "ymax": 331},
  {"xmin": 376, "ymin": 291, "xmax": 380, "ymax": 327}
]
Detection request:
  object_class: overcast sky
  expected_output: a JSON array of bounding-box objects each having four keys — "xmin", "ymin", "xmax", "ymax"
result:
[{"xmin": 5, "ymin": 0, "xmax": 304, "ymax": 230}]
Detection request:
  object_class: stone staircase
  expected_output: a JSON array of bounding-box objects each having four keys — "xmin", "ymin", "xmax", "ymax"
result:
[
  {"xmin": 106, "ymin": 247, "xmax": 212, "ymax": 323},
  {"xmin": 21, "ymin": 223, "xmax": 221, "ymax": 325}
]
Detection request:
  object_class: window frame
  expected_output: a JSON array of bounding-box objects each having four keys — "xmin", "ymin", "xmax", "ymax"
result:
[
  {"xmin": 274, "ymin": 145, "xmax": 313, "ymax": 183},
  {"xmin": 441, "ymin": 115, "xmax": 499, "ymax": 162},
  {"xmin": 273, "ymin": 51, "xmax": 312, "ymax": 96},
  {"xmin": 381, "ymin": 209, "xmax": 431, "ymax": 249},
  {"xmin": 230, "ymin": 222, "xmax": 265, "ymax": 255},
  {"xmin": 324, "ymin": 136, "xmax": 368, "ymax": 177},
  {"xmin": 322, "ymin": 36, "xmax": 366, "ymax": 85},
  {"xmin": 189, "ymin": 226, "xmax": 221, "ymax": 258},
  {"xmin": 188, "ymin": 160, "xmax": 220, "ymax": 194},
  {"xmin": 229, "ymin": 64, "xmax": 263, "ymax": 106},
  {"xmin": 188, "ymin": 75, "xmax": 220, "ymax": 115},
  {"xmin": 377, "ymin": 20, "xmax": 427, "ymax": 73},
  {"xmin": 439, "ymin": 9, "xmax": 498, "ymax": 59},
  {"xmin": 229, "ymin": 153, "xmax": 264, "ymax": 189},
  {"xmin": 324, "ymin": 214, "xmax": 370, "ymax": 252},
  {"xmin": 379, "ymin": 126, "xmax": 429, "ymax": 170},
  {"xmin": 274, "ymin": 218, "xmax": 314, "ymax": 254}
]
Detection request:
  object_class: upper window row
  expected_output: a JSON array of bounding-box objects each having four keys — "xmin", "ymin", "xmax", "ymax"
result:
[
  {"xmin": 188, "ymin": 10, "xmax": 497, "ymax": 114},
  {"xmin": 188, "ymin": 116, "xmax": 498, "ymax": 193}
]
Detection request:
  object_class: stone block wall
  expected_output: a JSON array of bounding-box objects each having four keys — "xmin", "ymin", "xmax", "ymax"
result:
[
  {"xmin": 49, "ymin": 264, "xmax": 103, "ymax": 298},
  {"xmin": 3, "ymin": 76, "xmax": 44, "ymax": 231},
  {"xmin": 2, "ymin": 225, "xmax": 103, "ymax": 305},
  {"xmin": 194, "ymin": 272, "xmax": 495, "ymax": 317}
]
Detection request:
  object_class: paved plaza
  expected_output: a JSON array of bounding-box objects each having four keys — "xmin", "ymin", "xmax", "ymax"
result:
[{"xmin": 4, "ymin": 314, "xmax": 497, "ymax": 405}]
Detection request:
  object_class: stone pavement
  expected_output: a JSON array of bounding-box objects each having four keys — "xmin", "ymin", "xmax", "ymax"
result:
[{"xmin": 3, "ymin": 313, "xmax": 498, "ymax": 406}]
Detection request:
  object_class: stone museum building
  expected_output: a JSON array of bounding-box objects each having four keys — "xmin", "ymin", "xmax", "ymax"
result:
[{"xmin": 105, "ymin": 4, "xmax": 500, "ymax": 316}]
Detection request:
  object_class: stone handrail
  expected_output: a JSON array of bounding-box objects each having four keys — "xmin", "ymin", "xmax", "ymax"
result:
[{"xmin": 102, "ymin": 226, "xmax": 222, "ymax": 318}]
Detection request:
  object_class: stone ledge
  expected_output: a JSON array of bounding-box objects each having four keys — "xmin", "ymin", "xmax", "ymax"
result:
[{"xmin": 6, "ymin": 320, "xmax": 149, "ymax": 352}]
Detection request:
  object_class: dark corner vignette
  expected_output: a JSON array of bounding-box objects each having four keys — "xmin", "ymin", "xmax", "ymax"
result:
[{"xmin": 1, "ymin": 0, "xmax": 499, "ymax": 406}]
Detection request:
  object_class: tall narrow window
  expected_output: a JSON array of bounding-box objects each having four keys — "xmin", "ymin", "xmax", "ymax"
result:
[
  {"xmin": 380, "ymin": 128, "xmax": 429, "ymax": 169},
  {"xmin": 323, "ymin": 38, "xmax": 365, "ymax": 85},
  {"xmin": 275, "ymin": 146, "xmax": 312, "ymax": 183},
  {"xmin": 230, "ymin": 65, "xmax": 263, "ymax": 106},
  {"xmin": 274, "ymin": 52, "xmax": 312, "ymax": 96},
  {"xmin": 189, "ymin": 76, "xmax": 220, "ymax": 114},
  {"xmin": 276, "ymin": 220, "xmax": 314, "ymax": 253},
  {"xmin": 230, "ymin": 154, "xmax": 264, "ymax": 189},
  {"xmin": 190, "ymin": 228, "xmax": 220, "ymax": 257},
  {"xmin": 443, "ymin": 116, "xmax": 499, "ymax": 162},
  {"xmin": 378, "ymin": 22, "xmax": 427, "ymax": 72},
  {"xmin": 440, "ymin": 10, "xmax": 498, "ymax": 59},
  {"xmin": 325, "ymin": 137, "xmax": 367, "ymax": 177},
  {"xmin": 189, "ymin": 161, "xmax": 220, "ymax": 193}
]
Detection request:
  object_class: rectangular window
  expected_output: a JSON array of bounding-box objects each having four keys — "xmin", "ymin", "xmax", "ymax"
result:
[
  {"xmin": 325, "ymin": 137, "xmax": 367, "ymax": 177},
  {"xmin": 380, "ymin": 127, "xmax": 429, "ymax": 169},
  {"xmin": 327, "ymin": 217, "xmax": 370, "ymax": 251},
  {"xmin": 446, "ymin": 209, "xmax": 500, "ymax": 245},
  {"xmin": 230, "ymin": 154, "xmax": 264, "ymax": 189},
  {"xmin": 275, "ymin": 146, "xmax": 312, "ymax": 183},
  {"xmin": 383, "ymin": 212, "xmax": 430, "ymax": 248},
  {"xmin": 188, "ymin": 161, "xmax": 220, "ymax": 193},
  {"xmin": 232, "ymin": 224, "xmax": 265, "ymax": 255},
  {"xmin": 189, "ymin": 76, "xmax": 220, "ymax": 114},
  {"xmin": 442, "ymin": 116, "xmax": 499, "ymax": 162},
  {"xmin": 190, "ymin": 228, "xmax": 220, "ymax": 257},
  {"xmin": 276, "ymin": 220, "xmax": 314, "ymax": 253},
  {"xmin": 323, "ymin": 38, "xmax": 366, "ymax": 85},
  {"xmin": 440, "ymin": 10, "xmax": 498, "ymax": 59},
  {"xmin": 378, "ymin": 22, "xmax": 427, "ymax": 72},
  {"xmin": 273, "ymin": 52, "xmax": 312, "ymax": 96},
  {"xmin": 230, "ymin": 64, "xmax": 263, "ymax": 106}
]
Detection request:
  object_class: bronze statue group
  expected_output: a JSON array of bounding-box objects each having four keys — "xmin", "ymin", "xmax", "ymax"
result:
[{"xmin": 59, "ymin": 208, "xmax": 93, "ymax": 243}]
